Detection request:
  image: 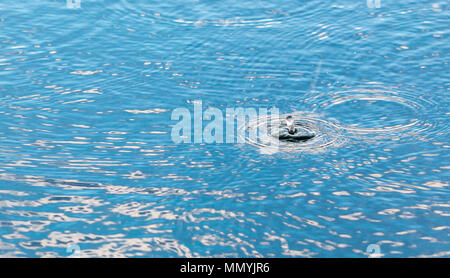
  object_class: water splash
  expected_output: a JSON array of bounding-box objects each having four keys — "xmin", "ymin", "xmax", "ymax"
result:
[{"xmin": 239, "ymin": 112, "xmax": 345, "ymax": 154}]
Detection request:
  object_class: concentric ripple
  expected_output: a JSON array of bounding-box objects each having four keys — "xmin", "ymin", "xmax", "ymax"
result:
[
  {"xmin": 306, "ymin": 86, "xmax": 442, "ymax": 141},
  {"xmin": 239, "ymin": 112, "xmax": 345, "ymax": 154}
]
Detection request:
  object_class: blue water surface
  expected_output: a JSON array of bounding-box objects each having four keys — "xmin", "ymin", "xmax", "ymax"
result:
[{"xmin": 0, "ymin": 0, "xmax": 449, "ymax": 257}]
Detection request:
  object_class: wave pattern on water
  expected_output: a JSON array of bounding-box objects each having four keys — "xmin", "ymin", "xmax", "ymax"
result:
[
  {"xmin": 0, "ymin": 0, "xmax": 448, "ymax": 257},
  {"xmin": 305, "ymin": 84, "xmax": 446, "ymax": 142}
]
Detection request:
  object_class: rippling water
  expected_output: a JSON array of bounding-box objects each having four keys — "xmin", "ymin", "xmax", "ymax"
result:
[{"xmin": 0, "ymin": 0, "xmax": 449, "ymax": 257}]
